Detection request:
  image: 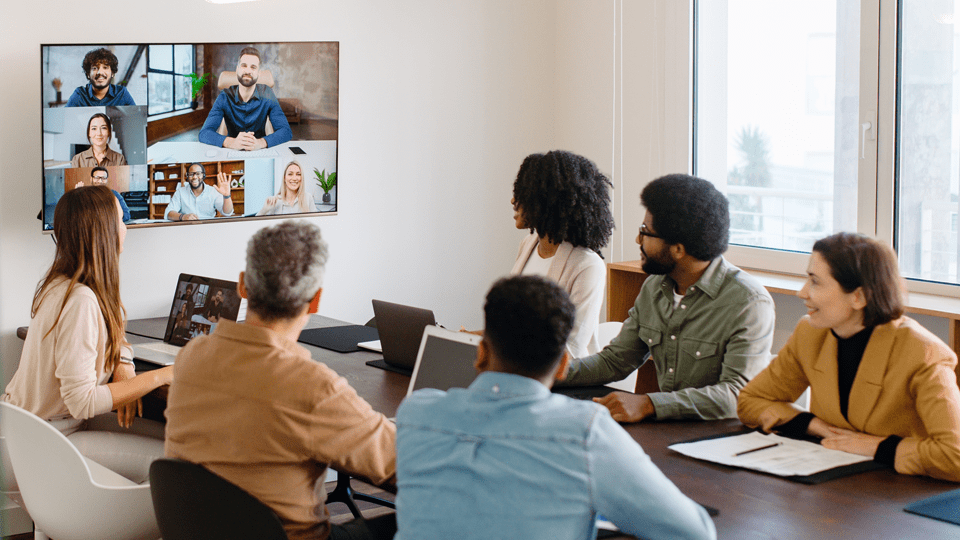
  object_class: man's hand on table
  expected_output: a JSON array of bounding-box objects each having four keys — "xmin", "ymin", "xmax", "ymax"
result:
[{"xmin": 594, "ymin": 392, "xmax": 656, "ymax": 423}]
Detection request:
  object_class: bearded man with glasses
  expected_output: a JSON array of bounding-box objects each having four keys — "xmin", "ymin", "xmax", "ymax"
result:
[
  {"xmin": 561, "ymin": 174, "xmax": 776, "ymax": 423},
  {"xmin": 165, "ymin": 162, "xmax": 234, "ymax": 221}
]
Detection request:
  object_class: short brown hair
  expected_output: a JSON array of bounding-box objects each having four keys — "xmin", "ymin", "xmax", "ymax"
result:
[
  {"xmin": 238, "ymin": 47, "xmax": 261, "ymax": 63},
  {"xmin": 812, "ymin": 232, "xmax": 904, "ymax": 327}
]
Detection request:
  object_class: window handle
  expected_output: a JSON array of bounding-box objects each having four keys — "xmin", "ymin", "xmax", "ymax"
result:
[{"xmin": 861, "ymin": 121, "xmax": 873, "ymax": 160}]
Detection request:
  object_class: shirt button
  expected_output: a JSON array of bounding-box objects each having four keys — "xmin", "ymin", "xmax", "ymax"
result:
[
  {"xmin": 696, "ymin": 351, "xmax": 701, "ymax": 357},
  {"xmin": 689, "ymin": 287, "xmax": 694, "ymax": 292},
  {"xmin": 680, "ymin": 304, "xmax": 686, "ymax": 309},
  {"xmin": 492, "ymin": 385, "xmax": 500, "ymax": 393},
  {"xmin": 648, "ymin": 338, "xmax": 653, "ymax": 344},
  {"xmin": 668, "ymin": 368, "xmax": 674, "ymax": 373},
  {"xmin": 671, "ymin": 335, "xmax": 676, "ymax": 340}
]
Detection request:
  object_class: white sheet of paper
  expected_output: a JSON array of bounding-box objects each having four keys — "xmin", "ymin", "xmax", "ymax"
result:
[
  {"xmin": 358, "ymin": 339, "xmax": 382, "ymax": 353},
  {"xmin": 669, "ymin": 431, "xmax": 871, "ymax": 477}
]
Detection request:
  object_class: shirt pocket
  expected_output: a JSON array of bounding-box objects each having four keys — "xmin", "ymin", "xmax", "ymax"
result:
[
  {"xmin": 678, "ymin": 338, "xmax": 721, "ymax": 388},
  {"xmin": 636, "ymin": 323, "xmax": 663, "ymax": 376}
]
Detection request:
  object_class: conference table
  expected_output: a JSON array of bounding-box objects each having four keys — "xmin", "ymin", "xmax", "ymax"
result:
[{"xmin": 123, "ymin": 315, "xmax": 960, "ymax": 539}]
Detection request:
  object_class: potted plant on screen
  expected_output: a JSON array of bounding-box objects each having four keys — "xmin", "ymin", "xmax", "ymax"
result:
[
  {"xmin": 186, "ymin": 72, "xmax": 210, "ymax": 110},
  {"xmin": 314, "ymin": 168, "xmax": 337, "ymax": 204}
]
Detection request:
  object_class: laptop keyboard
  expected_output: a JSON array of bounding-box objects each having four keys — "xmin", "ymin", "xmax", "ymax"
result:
[{"xmin": 136, "ymin": 341, "xmax": 182, "ymax": 354}]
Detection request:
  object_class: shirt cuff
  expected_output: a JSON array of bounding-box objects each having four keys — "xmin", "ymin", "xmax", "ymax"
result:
[
  {"xmin": 774, "ymin": 412, "xmax": 815, "ymax": 439},
  {"xmin": 647, "ymin": 392, "xmax": 676, "ymax": 420},
  {"xmin": 874, "ymin": 435, "xmax": 902, "ymax": 467}
]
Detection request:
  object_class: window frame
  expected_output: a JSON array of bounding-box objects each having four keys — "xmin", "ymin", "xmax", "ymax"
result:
[
  {"xmin": 147, "ymin": 44, "xmax": 196, "ymax": 117},
  {"xmin": 690, "ymin": 0, "xmax": 960, "ymax": 296}
]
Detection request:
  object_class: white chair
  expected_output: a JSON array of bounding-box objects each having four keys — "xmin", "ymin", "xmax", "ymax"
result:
[
  {"xmin": 597, "ymin": 321, "xmax": 638, "ymax": 392},
  {"xmin": 0, "ymin": 402, "xmax": 159, "ymax": 540}
]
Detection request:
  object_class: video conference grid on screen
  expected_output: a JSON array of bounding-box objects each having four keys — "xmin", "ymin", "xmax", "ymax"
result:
[{"xmin": 41, "ymin": 42, "xmax": 339, "ymax": 231}]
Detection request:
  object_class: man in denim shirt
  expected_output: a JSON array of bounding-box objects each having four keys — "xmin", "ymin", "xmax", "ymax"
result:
[
  {"xmin": 394, "ymin": 276, "xmax": 716, "ymax": 540},
  {"xmin": 564, "ymin": 174, "xmax": 775, "ymax": 422},
  {"xmin": 198, "ymin": 46, "xmax": 292, "ymax": 151}
]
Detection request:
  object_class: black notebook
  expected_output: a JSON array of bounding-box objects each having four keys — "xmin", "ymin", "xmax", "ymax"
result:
[{"xmin": 673, "ymin": 428, "xmax": 885, "ymax": 485}]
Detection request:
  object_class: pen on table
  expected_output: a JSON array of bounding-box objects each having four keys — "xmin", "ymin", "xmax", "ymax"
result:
[{"xmin": 734, "ymin": 442, "xmax": 782, "ymax": 457}]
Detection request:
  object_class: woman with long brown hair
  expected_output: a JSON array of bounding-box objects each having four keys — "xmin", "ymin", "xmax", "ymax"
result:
[{"xmin": 2, "ymin": 186, "xmax": 172, "ymax": 483}]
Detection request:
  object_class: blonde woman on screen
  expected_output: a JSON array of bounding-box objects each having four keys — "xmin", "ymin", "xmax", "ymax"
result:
[
  {"xmin": 737, "ymin": 232, "xmax": 960, "ymax": 482},
  {"xmin": 2, "ymin": 186, "xmax": 173, "ymax": 484},
  {"xmin": 257, "ymin": 161, "xmax": 316, "ymax": 216},
  {"xmin": 70, "ymin": 112, "xmax": 127, "ymax": 168}
]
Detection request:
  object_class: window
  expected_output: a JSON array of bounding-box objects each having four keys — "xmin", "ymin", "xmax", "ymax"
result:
[
  {"xmin": 694, "ymin": 1, "xmax": 960, "ymax": 291},
  {"xmin": 148, "ymin": 44, "xmax": 195, "ymax": 116}
]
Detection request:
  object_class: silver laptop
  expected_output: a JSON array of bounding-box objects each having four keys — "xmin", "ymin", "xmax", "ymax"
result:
[
  {"xmin": 406, "ymin": 325, "xmax": 482, "ymax": 396},
  {"xmin": 133, "ymin": 274, "xmax": 243, "ymax": 365}
]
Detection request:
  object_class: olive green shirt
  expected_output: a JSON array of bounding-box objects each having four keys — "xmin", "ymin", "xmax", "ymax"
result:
[{"xmin": 565, "ymin": 257, "xmax": 775, "ymax": 420}]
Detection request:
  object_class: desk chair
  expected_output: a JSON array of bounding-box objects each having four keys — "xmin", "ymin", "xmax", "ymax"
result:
[
  {"xmin": 326, "ymin": 471, "xmax": 396, "ymax": 520},
  {"xmin": 0, "ymin": 402, "xmax": 159, "ymax": 540},
  {"xmin": 597, "ymin": 321, "xmax": 643, "ymax": 394},
  {"xmin": 149, "ymin": 458, "xmax": 287, "ymax": 540}
]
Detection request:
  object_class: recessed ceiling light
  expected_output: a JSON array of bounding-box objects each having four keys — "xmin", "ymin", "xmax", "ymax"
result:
[{"xmin": 206, "ymin": 0, "xmax": 259, "ymax": 4}]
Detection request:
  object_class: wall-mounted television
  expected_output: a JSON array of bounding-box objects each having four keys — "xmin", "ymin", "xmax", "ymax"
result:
[{"xmin": 41, "ymin": 42, "xmax": 339, "ymax": 231}]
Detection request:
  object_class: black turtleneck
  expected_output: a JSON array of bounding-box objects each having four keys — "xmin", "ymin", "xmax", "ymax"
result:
[
  {"xmin": 835, "ymin": 325, "xmax": 874, "ymax": 420},
  {"xmin": 773, "ymin": 325, "xmax": 901, "ymax": 467}
]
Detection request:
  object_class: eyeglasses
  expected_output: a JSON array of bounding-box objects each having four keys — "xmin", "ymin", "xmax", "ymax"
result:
[
  {"xmin": 91, "ymin": 176, "xmax": 108, "ymax": 182},
  {"xmin": 638, "ymin": 224, "xmax": 665, "ymax": 240},
  {"xmin": 186, "ymin": 172, "xmax": 205, "ymax": 179}
]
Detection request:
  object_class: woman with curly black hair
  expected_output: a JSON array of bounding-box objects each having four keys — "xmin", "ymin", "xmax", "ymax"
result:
[{"xmin": 508, "ymin": 150, "xmax": 615, "ymax": 358}]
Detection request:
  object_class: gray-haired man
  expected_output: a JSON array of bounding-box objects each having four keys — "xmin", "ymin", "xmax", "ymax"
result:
[{"xmin": 165, "ymin": 221, "xmax": 397, "ymax": 540}]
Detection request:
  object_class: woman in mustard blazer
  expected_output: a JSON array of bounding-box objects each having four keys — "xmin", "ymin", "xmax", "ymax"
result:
[{"xmin": 738, "ymin": 232, "xmax": 960, "ymax": 482}]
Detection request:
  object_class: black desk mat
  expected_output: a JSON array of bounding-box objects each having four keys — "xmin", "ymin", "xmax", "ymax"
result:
[{"xmin": 298, "ymin": 325, "xmax": 379, "ymax": 353}]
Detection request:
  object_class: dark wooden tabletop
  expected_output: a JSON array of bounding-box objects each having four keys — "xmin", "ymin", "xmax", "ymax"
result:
[{"xmin": 121, "ymin": 315, "xmax": 960, "ymax": 539}]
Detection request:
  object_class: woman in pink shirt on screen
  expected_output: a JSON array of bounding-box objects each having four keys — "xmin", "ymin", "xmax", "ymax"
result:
[{"xmin": 2, "ymin": 186, "xmax": 173, "ymax": 484}]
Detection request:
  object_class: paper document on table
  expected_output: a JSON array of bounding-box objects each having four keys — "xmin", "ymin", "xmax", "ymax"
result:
[
  {"xmin": 669, "ymin": 431, "xmax": 871, "ymax": 477},
  {"xmin": 358, "ymin": 340, "xmax": 382, "ymax": 353}
]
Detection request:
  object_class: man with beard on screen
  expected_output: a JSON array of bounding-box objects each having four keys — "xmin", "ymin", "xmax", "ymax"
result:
[
  {"xmin": 165, "ymin": 163, "xmax": 234, "ymax": 221},
  {"xmin": 561, "ymin": 174, "xmax": 776, "ymax": 423},
  {"xmin": 65, "ymin": 47, "xmax": 137, "ymax": 107},
  {"xmin": 198, "ymin": 46, "xmax": 292, "ymax": 151}
]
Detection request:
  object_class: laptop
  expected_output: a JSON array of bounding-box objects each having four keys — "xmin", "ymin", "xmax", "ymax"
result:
[
  {"xmin": 406, "ymin": 325, "xmax": 481, "ymax": 396},
  {"xmin": 133, "ymin": 274, "xmax": 243, "ymax": 366},
  {"xmin": 371, "ymin": 299, "xmax": 438, "ymax": 370}
]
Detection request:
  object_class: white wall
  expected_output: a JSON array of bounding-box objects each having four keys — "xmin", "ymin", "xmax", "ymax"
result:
[
  {"xmin": 0, "ymin": 0, "xmax": 563, "ymax": 377},
  {"xmin": 555, "ymin": 1, "xmax": 691, "ymax": 267}
]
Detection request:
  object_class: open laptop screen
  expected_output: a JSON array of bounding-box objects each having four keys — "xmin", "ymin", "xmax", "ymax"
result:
[
  {"xmin": 163, "ymin": 274, "xmax": 242, "ymax": 346},
  {"xmin": 407, "ymin": 326, "xmax": 481, "ymax": 396}
]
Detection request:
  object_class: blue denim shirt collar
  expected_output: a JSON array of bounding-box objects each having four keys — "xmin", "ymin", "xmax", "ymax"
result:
[
  {"xmin": 85, "ymin": 83, "xmax": 119, "ymax": 99},
  {"xmin": 468, "ymin": 371, "xmax": 552, "ymax": 401}
]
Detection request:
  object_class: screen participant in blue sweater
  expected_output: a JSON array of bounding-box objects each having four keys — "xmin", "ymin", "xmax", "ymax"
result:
[{"xmin": 198, "ymin": 47, "xmax": 292, "ymax": 151}]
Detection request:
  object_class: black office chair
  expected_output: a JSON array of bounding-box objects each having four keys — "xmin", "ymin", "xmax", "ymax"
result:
[
  {"xmin": 149, "ymin": 458, "xmax": 288, "ymax": 540},
  {"xmin": 326, "ymin": 469, "xmax": 396, "ymax": 519}
]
